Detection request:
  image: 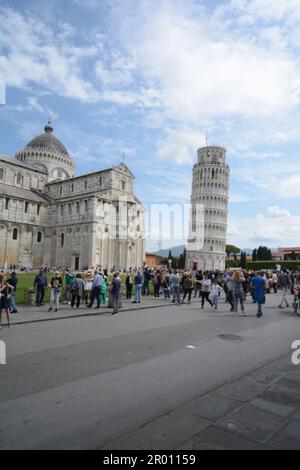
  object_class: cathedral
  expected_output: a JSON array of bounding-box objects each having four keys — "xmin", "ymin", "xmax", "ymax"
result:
[{"xmin": 0, "ymin": 122, "xmax": 146, "ymax": 271}]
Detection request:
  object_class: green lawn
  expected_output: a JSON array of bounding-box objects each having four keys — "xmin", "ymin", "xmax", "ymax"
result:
[{"xmin": 5, "ymin": 272, "xmax": 155, "ymax": 304}]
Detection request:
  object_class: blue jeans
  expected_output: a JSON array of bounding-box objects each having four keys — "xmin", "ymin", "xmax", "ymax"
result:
[
  {"xmin": 36, "ymin": 286, "xmax": 45, "ymax": 305},
  {"xmin": 135, "ymin": 284, "xmax": 142, "ymax": 303},
  {"xmin": 9, "ymin": 293, "xmax": 17, "ymax": 311}
]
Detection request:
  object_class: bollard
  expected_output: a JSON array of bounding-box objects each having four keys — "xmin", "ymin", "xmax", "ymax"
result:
[{"xmin": 27, "ymin": 288, "xmax": 36, "ymax": 306}]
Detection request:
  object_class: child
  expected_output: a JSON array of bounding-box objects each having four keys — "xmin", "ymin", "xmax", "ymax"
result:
[{"xmin": 211, "ymin": 280, "xmax": 223, "ymax": 310}]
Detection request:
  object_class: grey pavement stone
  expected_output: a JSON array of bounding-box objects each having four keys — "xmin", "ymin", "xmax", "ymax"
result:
[
  {"xmin": 192, "ymin": 426, "xmax": 265, "ymax": 450},
  {"xmin": 250, "ymin": 398, "xmax": 295, "ymax": 418},
  {"xmin": 286, "ymin": 370, "xmax": 300, "ymax": 384},
  {"xmin": 225, "ymin": 404, "xmax": 287, "ymax": 433},
  {"xmin": 102, "ymin": 429, "xmax": 164, "ymax": 450},
  {"xmin": 260, "ymin": 387, "xmax": 300, "ymax": 408},
  {"xmin": 280, "ymin": 421, "xmax": 300, "ymax": 442},
  {"xmin": 216, "ymin": 416, "xmax": 276, "ymax": 444},
  {"xmin": 170, "ymin": 392, "xmax": 242, "ymax": 422},
  {"xmin": 267, "ymin": 434, "xmax": 300, "ymax": 450},
  {"xmin": 216, "ymin": 378, "xmax": 268, "ymax": 402},
  {"xmin": 140, "ymin": 414, "xmax": 210, "ymax": 448}
]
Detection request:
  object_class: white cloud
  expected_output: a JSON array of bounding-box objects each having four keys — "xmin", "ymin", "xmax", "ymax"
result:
[
  {"xmin": 228, "ymin": 206, "xmax": 300, "ymax": 247},
  {"xmin": 118, "ymin": 0, "xmax": 300, "ymax": 121},
  {"xmin": 0, "ymin": 6, "xmax": 99, "ymax": 102},
  {"xmin": 157, "ymin": 127, "xmax": 205, "ymax": 165},
  {"xmin": 267, "ymin": 206, "xmax": 291, "ymax": 218}
]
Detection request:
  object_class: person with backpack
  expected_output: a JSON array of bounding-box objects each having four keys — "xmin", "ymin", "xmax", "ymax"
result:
[
  {"xmin": 251, "ymin": 271, "xmax": 266, "ymax": 318},
  {"xmin": 182, "ymin": 273, "xmax": 194, "ymax": 304},
  {"xmin": 70, "ymin": 274, "xmax": 84, "ymax": 309},
  {"xmin": 133, "ymin": 271, "xmax": 143, "ymax": 304}
]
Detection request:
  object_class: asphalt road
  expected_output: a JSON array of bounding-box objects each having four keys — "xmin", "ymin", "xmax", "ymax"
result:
[{"xmin": 0, "ymin": 293, "xmax": 299, "ymax": 449}]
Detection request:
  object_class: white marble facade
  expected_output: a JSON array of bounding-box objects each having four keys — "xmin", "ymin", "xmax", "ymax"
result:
[
  {"xmin": 186, "ymin": 145, "xmax": 230, "ymax": 272},
  {"xmin": 0, "ymin": 122, "xmax": 146, "ymax": 271}
]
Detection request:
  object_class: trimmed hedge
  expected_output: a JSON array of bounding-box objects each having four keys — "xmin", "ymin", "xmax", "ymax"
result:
[{"xmin": 226, "ymin": 260, "xmax": 300, "ymax": 270}]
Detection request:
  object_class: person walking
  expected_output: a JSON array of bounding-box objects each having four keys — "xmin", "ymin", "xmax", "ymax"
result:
[
  {"xmin": 171, "ymin": 271, "xmax": 182, "ymax": 304},
  {"xmin": 278, "ymin": 270, "xmax": 290, "ymax": 309},
  {"xmin": 34, "ymin": 268, "xmax": 48, "ymax": 306},
  {"xmin": 0, "ymin": 273, "xmax": 13, "ymax": 329},
  {"xmin": 48, "ymin": 271, "xmax": 63, "ymax": 312},
  {"xmin": 200, "ymin": 276, "xmax": 213, "ymax": 309},
  {"xmin": 7, "ymin": 272, "xmax": 18, "ymax": 314},
  {"xmin": 193, "ymin": 271, "xmax": 203, "ymax": 298},
  {"xmin": 224, "ymin": 272, "xmax": 234, "ymax": 312},
  {"xmin": 211, "ymin": 279, "xmax": 223, "ymax": 310},
  {"xmin": 182, "ymin": 274, "xmax": 193, "ymax": 304},
  {"xmin": 232, "ymin": 271, "xmax": 246, "ymax": 315},
  {"xmin": 70, "ymin": 274, "xmax": 84, "ymax": 309},
  {"xmin": 251, "ymin": 271, "xmax": 266, "ymax": 318},
  {"xmin": 111, "ymin": 272, "xmax": 121, "ymax": 315},
  {"xmin": 133, "ymin": 271, "xmax": 143, "ymax": 304}
]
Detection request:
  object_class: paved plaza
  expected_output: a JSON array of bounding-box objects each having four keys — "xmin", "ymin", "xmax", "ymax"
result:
[{"xmin": 0, "ymin": 292, "xmax": 300, "ymax": 450}]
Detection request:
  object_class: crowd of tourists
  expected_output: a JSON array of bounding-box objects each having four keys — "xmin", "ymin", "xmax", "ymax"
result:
[{"xmin": 0, "ymin": 266, "xmax": 300, "ymax": 327}]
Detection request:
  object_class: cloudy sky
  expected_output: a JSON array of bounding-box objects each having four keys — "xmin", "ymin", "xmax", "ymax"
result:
[{"xmin": 0, "ymin": 0, "xmax": 300, "ymax": 251}]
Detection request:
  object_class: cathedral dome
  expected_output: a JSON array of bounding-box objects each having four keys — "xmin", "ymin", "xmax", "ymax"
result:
[
  {"xmin": 15, "ymin": 121, "xmax": 75, "ymax": 182},
  {"xmin": 25, "ymin": 122, "xmax": 70, "ymax": 157}
]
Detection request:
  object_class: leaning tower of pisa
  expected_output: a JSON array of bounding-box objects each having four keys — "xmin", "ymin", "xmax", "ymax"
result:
[{"xmin": 186, "ymin": 145, "xmax": 230, "ymax": 272}]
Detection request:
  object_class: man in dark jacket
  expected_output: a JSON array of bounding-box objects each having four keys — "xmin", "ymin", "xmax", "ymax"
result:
[
  {"xmin": 34, "ymin": 268, "xmax": 48, "ymax": 306},
  {"xmin": 111, "ymin": 272, "xmax": 121, "ymax": 315}
]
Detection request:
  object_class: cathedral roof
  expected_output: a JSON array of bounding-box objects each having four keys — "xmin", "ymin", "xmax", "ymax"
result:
[
  {"xmin": 0, "ymin": 183, "xmax": 51, "ymax": 204},
  {"xmin": 24, "ymin": 122, "xmax": 70, "ymax": 158},
  {"xmin": 0, "ymin": 154, "xmax": 47, "ymax": 174}
]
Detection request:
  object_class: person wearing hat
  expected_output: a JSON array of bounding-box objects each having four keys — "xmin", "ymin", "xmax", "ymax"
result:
[{"xmin": 48, "ymin": 271, "xmax": 63, "ymax": 312}]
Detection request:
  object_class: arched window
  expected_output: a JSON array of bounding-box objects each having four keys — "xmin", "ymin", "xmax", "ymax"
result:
[
  {"xmin": 0, "ymin": 168, "xmax": 4, "ymax": 181},
  {"xmin": 12, "ymin": 228, "xmax": 18, "ymax": 240},
  {"xmin": 16, "ymin": 173, "xmax": 23, "ymax": 185},
  {"xmin": 61, "ymin": 233, "xmax": 65, "ymax": 247},
  {"xmin": 37, "ymin": 231, "xmax": 42, "ymax": 243}
]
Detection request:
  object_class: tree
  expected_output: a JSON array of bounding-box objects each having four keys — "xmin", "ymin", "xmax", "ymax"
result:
[
  {"xmin": 256, "ymin": 246, "xmax": 273, "ymax": 261},
  {"xmin": 178, "ymin": 248, "xmax": 186, "ymax": 269},
  {"xmin": 241, "ymin": 251, "xmax": 247, "ymax": 269},
  {"xmin": 252, "ymin": 249, "xmax": 257, "ymax": 262},
  {"xmin": 226, "ymin": 244, "xmax": 240, "ymax": 260}
]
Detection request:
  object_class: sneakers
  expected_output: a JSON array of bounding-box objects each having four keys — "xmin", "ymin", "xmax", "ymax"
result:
[{"xmin": 48, "ymin": 308, "xmax": 52, "ymax": 312}]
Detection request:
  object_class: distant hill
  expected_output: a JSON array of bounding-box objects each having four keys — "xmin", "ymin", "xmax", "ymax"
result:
[{"xmin": 154, "ymin": 245, "xmax": 186, "ymax": 258}]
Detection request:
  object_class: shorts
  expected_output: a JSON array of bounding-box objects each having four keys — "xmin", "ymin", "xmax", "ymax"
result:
[{"xmin": 0, "ymin": 299, "xmax": 8, "ymax": 310}]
